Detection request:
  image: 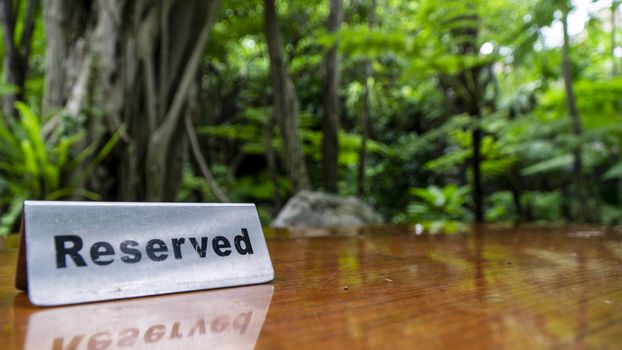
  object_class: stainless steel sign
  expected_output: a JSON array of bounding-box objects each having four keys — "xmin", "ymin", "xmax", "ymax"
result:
[{"xmin": 19, "ymin": 201, "xmax": 274, "ymax": 306}]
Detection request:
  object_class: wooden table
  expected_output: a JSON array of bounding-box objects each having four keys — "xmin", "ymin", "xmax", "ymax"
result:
[{"xmin": 1, "ymin": 224, "xmax": 621, "ymax": 349}]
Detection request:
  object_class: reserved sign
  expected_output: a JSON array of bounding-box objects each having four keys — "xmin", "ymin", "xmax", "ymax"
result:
[{"xmin": 18, "ymin": 201, "xmax": 274, "ymax": 306}]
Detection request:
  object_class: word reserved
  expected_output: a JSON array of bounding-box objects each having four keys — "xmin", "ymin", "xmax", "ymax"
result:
[
  {"xmin": 20, "ymin": 201, "xmax": 274, "ymax": 306},
  {"xmin": 55, "ymin": 229, "xmax": 254, "ymax": 268}
]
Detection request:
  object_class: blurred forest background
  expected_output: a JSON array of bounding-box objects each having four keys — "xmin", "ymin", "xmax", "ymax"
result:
[{"xmin": 1, "ymin": 0, "xmax": 621, "ymax": 234}]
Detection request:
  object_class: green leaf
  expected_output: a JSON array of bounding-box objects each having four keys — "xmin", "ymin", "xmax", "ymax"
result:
[
  {"xmin": 43, "ymin": 164, "xmax": 60, "ymax": 191},
  {"xmin": 410, "ymin": 186, "xmax": 444, "ymax": 207},
  {"xmin": 0, "ymin": 196, "xmax": 25, "ymax": 236},
  {"xmin": 88, "ymin": 127, "xmax": 122, "ymax": 169},
  {"xmin": 45, "ymin": 188, "xmax": 101, "ymax": 201},
  {"xmin": 55, "ymin": 132, "xmax": 85, "ymax": 169},
  {"xmin": 0, "ymin": 82, "xmax": 18, "ymax": 96},
  {"xmin": 197, "ymin": 124, "xmax": 259, "ymax": 141},
  {"xmin": 602, "ymin": 162, "xmax": 622, "ymax": 180},
  {"xmin": 482, "ymin": 157, "xmax": 518, "ymax": 177},
  {"xmin": 69, "ymin": 127, "xmax": 123, "ymax": 188},
  {"xmin": 521, "ymin": 154, "xmax": 573, "ymax": 176},
  {"xmin": 16, "ymin": 102, "xmax": 47, "ymax": 166},
  {"xmin": 20, "ymin": 140, "xmax": 39, "ymax": 176}
]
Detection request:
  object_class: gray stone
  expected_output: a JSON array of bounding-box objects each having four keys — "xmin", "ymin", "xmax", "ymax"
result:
[{"xmin": 271, "ymin": 190, "xmax": 383, "ymax": 228}]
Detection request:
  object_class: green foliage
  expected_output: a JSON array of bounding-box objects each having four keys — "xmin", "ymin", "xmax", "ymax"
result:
[
  {"xmin": 603, "ymin": 162, "xmax": 622, "ymax": 180},
  {"xmin": 485, "ymin": 191, "xmax": 514, "ymax": 222},
  {"xmin": 393, "ymin": 184, "xmax": 471, "ymax": 234},
  {"xmin": 0, "ymin": 103, "xmax": 120, "ymax": 235},
  {"xmin": 3, "ymin": 0, "xmax": 622, "ymax": 228},
  {"xmin": 524, "ymin": 191, "xmax": 563, "ymax": 222},
  {"xmin": 397, "ymin": 184, "xmax": 471, "ymax": 222},
  {"xmin": 338, "ymin": 26, "xmax": 407, "ymax": 58},
  {"xmin": 197, "ymin": 110, "xmax": 391, "ymax": 170},
  {"xmin": 521, "ymin": 154, "xmax": 573, "ymax": 176}
]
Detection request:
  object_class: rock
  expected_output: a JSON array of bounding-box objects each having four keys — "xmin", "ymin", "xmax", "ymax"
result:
[{"xmin": 271, "ymin": 190, "xmax": 383, "ymax": 228}]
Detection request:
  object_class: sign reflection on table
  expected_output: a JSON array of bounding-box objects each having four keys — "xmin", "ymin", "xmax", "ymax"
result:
[{"xmin": 23, "ymin": 284, "xmax": 273, "ymax": 349}]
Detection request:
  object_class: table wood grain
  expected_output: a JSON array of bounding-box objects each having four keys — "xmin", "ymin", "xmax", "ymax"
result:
[{"xmin": 1, "ymin": 224, "xmax": 621, "ymax": 349}]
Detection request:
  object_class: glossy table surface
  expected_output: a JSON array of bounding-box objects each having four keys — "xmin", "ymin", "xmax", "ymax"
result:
[{"xmin": 1, "ymin": 224, "xmax": 622, "ymax": 349}]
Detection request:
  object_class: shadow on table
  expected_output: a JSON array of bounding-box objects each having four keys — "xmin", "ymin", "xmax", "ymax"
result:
[{"xmin": 14, "ymin": 284, "xmax": 273, "ymax": 349}]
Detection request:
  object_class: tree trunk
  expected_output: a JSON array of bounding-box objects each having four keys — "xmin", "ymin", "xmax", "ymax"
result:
[
  {"xmin": 561, "ymin": 3, "xmax": 587, "ymax": 221},
  {"xmin": 612, "ymin": 1, "xmax": 619, "ymax": 77},
  {"xmin": 145, "ymin": 0, "xmax": 220, "ymax": 201},
  {"xmin": 0, "ymin": 0, "xmax": 38, "ymax": 121},
  {"xmin": 611, "ymin": 1, "xmax": 622, "ymax": 207},
  {"xmin": 42, "ymin": 0, "xmax": 221, "ymax": 201},
  {"xmin": 508, "ymin": 170, "xmax": 525, "ymax": 222},
  {"xmin": 263, "ymin": 0, "xmax": 311, "ymax": 193},
  {"xmin": 322, "ymin": 0, "xmax": 343, "ymax": 193},
  {"xmin": 441, "ymin": 4, "xmax": 487, "ymax": 222},
  {"xmin": 472, "ymin": 119, "xmax": 484, "ymax": 222},
  {"xmin": 264, "ymin": 111, "xmax": 282, "ymax": 213},
  {"xmin": 357, "ymin": 0, "xmax": 376, "ymax": 197}
]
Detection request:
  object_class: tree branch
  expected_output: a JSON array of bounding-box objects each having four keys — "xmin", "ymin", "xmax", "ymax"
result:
[
  {"xmin": 20, "ymin": 0, "xmax": 38, "ymax": 58},
  {"xmin": 159, "ymin": 0, "xmax": 172, "ymax": 116},
  {"xmin": 154, "ymin": 0, "xmax": 220, "ymax": 146},
  {"xmin": 144, "ymin": 57, "xmax": 158, "ymax": 133},
  {"xmin": 184, "ymin": 113, "xmax": 230, "ymax": 203},
  {"xmin": 0, "ymin": 0, "xmax": 16, "ymax": 57}
]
